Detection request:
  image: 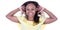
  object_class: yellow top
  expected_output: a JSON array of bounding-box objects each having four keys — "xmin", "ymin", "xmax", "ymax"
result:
[{"xmin": 16, "ymin": 14, "xmax": 46, "ymax": 30}]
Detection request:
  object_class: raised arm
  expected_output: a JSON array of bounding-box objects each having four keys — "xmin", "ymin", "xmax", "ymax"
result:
[
  {"xmin": 43, "ymin": 8, "xmax": 57, "ymax": 24},
  {"xmin": 6, "ymin": 8, "xmax": 20, "ymax": 23}
]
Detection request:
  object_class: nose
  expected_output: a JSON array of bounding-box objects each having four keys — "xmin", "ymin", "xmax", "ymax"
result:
[
  {"xmin": 28, "ymin": 9, "xmax": 33, "ymax": 12},
  {"xmin": 29, "ymin": 11, "xmax": 32, "ymax": 13}
]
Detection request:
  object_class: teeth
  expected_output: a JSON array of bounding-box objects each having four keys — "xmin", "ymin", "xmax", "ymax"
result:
[
  {"xmin": 29, "ymin": 13, "xmax": 32, "ymax": 14},
  {"xmin": 29, "ymin": 13, "xmax": 33, "ymax": 15}
]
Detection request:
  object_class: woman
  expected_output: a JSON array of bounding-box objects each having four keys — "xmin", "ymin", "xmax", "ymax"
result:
[{"xmin": 6, "ymin": 1, "xmax": 57, "ymax": 30}]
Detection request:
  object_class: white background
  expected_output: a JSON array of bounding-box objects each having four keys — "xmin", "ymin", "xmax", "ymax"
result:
[{"xmin": 0, "ymin": 0, "xmax": 60, "ymax": 30}]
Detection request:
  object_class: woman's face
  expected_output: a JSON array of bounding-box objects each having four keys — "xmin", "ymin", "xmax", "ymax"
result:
[{"xmin": 26, "ymin": 3, "xmax": 37, "ymax": 17}]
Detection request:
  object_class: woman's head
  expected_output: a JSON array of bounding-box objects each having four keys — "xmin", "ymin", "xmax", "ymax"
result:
[
  {"xmin": 26, "ymin": 3, "xmax": 37, "ymax": 18},
  {"xmin": 22, "ymin": 1, "xmax": 41, "ymax": 23}
]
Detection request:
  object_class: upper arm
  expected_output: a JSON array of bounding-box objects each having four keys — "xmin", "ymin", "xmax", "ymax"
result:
[
  {"xmin": 6, "ymin": 8, "xmax": 20, "ymax": 23},
  {"xmin": 44, "ymin": 17, "xmax": 57, "ymax": 24},
  {"xmin": 6, "ymin": 15, "xmax": 19, "ymax": 23},
  {"xmin": 40, "ymin": 12, "xmax": 57, "ymax": 24}
]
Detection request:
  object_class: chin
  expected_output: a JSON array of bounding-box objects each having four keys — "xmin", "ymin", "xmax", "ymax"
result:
[{"xmin": 29, "ymin": 15, "xmax": 34, "ymax": 17}]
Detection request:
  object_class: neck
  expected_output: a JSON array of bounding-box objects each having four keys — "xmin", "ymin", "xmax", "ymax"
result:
[{"xmin": 28, "ymin": 16, "xmax": 34, "ymax": 21}]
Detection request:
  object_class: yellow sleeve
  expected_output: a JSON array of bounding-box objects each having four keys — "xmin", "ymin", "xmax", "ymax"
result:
[
  {"xmin": 39, "ymin": 12, "xmax": 47, "ymax": 30},
  {"xmin": 39, "ymin": 12, "xmax": 46, "ymax": 24}
]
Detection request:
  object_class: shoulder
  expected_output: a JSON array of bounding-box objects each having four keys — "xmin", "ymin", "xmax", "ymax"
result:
[{"xmin": 39, "ymin": 12, "xmax": 47, "ymax": 23}]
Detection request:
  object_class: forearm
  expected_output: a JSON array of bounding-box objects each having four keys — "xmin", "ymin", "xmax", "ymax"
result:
[
  {"xmin": 6, "ymin": 8, "xmax": 20, "ymax": 23},
  {"xmin": 6, "ymin": 8, "xmax": 20, "ymax": 16},
  {"xmin": 43, "ymin": 8, "xmax": 57, "ymax": 24},
  {"xmin": 43, "ymin": 8, "xmax": 57, "ymax": 19}
]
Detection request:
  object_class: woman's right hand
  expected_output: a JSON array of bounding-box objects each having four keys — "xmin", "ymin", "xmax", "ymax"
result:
[
  {"xmin": 19, "ymin": 6, "xmax": 25, "ymax": 14},
  {"xmin": 19, "ymin": 6, "xmax": 25, "ymax": 11}
]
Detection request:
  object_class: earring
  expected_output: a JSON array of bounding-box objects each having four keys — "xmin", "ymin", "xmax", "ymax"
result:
[
  {"xmin": 38, "ymin": 12, "xmax": 41, "ymax": 17},
  {"xmin": 22, "ymin": 13, "xmax": 25, "ymax": 16},
  {"xmin": 38, "ymin": 14, "xmax": 41, "ymax": 17}
]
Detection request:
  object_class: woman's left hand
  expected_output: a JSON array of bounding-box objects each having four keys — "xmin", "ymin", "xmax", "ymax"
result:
[
  {"xmin": 37, "ymin": 6, "xmax": 44, "ymax": 14},
  {"xmin": 37, "ymin": 6, "xmax": 44, "ymax": 12}
]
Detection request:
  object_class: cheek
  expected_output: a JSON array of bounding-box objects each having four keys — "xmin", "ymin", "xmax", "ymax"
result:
[
  {"xmin": 25, "ymin": 11, "xmax": 29, "ymax": 15},
  {"xmin": 32, "ymin": 11, "xmax": 35, "ymax": 14},
  {"xmin": 26, "ymin": 10, "xmax": 36, "ymax": 15}
]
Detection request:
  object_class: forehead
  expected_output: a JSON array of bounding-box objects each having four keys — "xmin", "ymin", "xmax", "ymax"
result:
[{"xmin": 26, "ymin": 3, "xmax": 36, "ymax": 8}]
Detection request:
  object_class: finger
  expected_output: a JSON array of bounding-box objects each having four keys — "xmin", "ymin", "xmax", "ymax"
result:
[{"xmin": 21, "ymin": 6, "xmax": 26, "ymax": 12}]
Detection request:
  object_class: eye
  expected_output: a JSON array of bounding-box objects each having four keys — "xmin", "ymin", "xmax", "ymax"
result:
[
  {"xmin": 32, "ymin": 9, "xmax": 34, "ymax": 11},
  {"xmin": 26, "ymin": 9, "xmax": 29, "ymax": 11}
]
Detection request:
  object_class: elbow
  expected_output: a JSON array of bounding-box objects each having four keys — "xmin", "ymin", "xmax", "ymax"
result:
[
  {"xmin": 54, "ymin": 17, "xmax": 57, "ymax": 22},
  {"xmin": 6, "ymin": 14, "xmax": 11, "ymax": 18},
  {"xmin": 6, "ymin": 15, "xmax": 9, "ymax": 18},
  {"xmin": 44, "ymin": 17, "xmax": 57, "ymax": 24},
  {"xmin": 6, "ymin": 15, "xmax": 10, "ymax": 19},
  {"xmin": 51, "ymin": 16, "xmax": 57, "ymax": 21},
  {"xmin": 51, "ymin": 17, "xmax": 57, "ymax": 23},
  {"xmin": 55, "ymin": 17, "xmax": 57, "ymax": 20},
  {"xmin": 53, "ymin": 16, "xmax": 57, "ymax": 21}
]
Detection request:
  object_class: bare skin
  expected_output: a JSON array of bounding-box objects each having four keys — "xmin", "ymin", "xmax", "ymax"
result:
[
  {"xmin": 26, "ymin": 3, "xmax": 37, "ymax": 21},
  {"xmin": 6, "ymin": 8, "xmax": 20, "ymax": 23},
  {"xmin": 6, "ymin": 3, "xmax": 57, "ymax": 24},
  {"xmin": 43, "ymin": 8, "xmax": 57, "ymax": 24}
]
